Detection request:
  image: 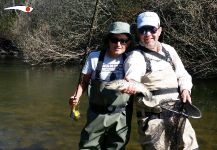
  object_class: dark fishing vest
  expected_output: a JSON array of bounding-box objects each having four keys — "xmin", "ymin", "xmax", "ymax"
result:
[{"xmin": 88, "ymin": 50, "xmax": 130, "ymax": 114}]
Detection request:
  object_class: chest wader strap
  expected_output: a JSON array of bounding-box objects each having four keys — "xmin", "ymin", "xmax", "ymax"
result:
[
  {"xmin": 135, "ymin": 45, "xmax": 175, "ymax": 73},
  {"xmin": 162, "ymin": 47, "xmax": 175, "ymax": 70},
  {"xmin": 95, "ymin": 50, "xmax": 127, "ymax": 80},
  {"xmin": 142, "ymin": 51, "xmax": 152, "ymax": 73},
  {"xmin": 95, "ymin": 49, "xmax": 106, "ymax": 80},
  {"xmin": 134, "ymin": 49, "xmax": 152, "ymax": 73}
]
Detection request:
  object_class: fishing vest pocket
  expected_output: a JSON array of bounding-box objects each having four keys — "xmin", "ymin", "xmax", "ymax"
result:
[{"xmin": 88, "ymin": 80, "xmax": 130, "ymax": 107}]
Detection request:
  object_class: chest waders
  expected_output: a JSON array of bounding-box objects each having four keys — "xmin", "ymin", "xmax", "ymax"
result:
[
  {"xmin": 135, "ymin": 45, "xmax": 179, "ymax": 111},
  {"xmin": 135, "ymin": 46, "xmax": 198, "ymax": 150},
  {"xmin": 88, "ymin": 50, "xmax": 130, "ymax": 113},
  {"xmin": 79, "ymin": 50, "xmax": 132, "ymax": 150}
]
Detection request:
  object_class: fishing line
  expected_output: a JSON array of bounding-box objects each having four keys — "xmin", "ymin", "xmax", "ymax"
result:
[{"xmin": 70, "ymin": 0, "xmax": 100, "ymax": 121}]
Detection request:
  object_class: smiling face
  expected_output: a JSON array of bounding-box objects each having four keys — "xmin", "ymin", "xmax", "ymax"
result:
[
  {"xmin": 107, "ymin": 34, "xmax": 131, "ymax": 57},
  {"xmin": 138, "ymin": 26, "xmax": 162, "ymax": 51}
]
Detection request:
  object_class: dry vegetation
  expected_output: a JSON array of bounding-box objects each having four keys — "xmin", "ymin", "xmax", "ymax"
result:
[
  {"xmin": 10, "ymin": 0, "xmax": 115, "ymax": 65},
  {"xmin": 153, "ymin": 0, "xmax": 217, "ymax": 78},
  {"xmin": 0, "ymin": 0, "xmax": 217, "ymax": 78}
]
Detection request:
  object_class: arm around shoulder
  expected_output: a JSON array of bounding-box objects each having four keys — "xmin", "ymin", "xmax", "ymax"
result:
[{"xmin": 124, "ymin": 51, "xmax": 146, "ymax": 82}]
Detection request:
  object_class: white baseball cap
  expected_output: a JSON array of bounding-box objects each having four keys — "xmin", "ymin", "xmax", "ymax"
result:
[{"xmin": 137, "ymin": 11, "xmax": 160, "ymax": 29}]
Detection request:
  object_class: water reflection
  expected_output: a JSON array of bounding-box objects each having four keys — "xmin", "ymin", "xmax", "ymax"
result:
[
  {"xmin": 0, "ymin": 59, "xmax": 216, "ymax": 150},
  {"xmin": 191, "ymin": 79, "xmax": 217, "ymax": 150},
  {"xmin": 0, "ymin": 59, "xmax": 84, "ymax": 150}
]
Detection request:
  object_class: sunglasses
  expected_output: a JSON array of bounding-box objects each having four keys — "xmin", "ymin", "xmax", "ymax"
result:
[
  {"xmin": 109, "ymin": 37, "xmax": 130, "ymax": 45},
  {"xmin": 138, "ymin": 26, "xmax": 158, "ymax": 35}
]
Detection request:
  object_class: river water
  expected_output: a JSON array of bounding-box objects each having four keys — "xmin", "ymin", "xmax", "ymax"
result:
[{"xmin": 0, "ymin": 59, "xmax": 216, "ymax": 150}]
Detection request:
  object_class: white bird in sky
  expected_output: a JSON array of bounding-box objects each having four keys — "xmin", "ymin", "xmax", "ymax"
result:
[{"xmin": 4, "ymin": 6, "xmax": 33, "ymax": 12}]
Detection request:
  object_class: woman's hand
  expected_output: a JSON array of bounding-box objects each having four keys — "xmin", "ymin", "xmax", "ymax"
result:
[{"xmin": 69, "ymin": 95, "xmax": 79, "ymax": 107}]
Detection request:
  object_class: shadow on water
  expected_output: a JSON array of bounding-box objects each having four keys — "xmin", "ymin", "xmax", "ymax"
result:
[{"xmin": 0, "ymin": 58, "xmax": 217, "ymax": 150}]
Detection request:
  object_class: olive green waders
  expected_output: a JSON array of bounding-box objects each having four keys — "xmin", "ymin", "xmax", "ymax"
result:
[{"xmin": 79, "ymin": 80, "xmax": 132, "ymax": 150}]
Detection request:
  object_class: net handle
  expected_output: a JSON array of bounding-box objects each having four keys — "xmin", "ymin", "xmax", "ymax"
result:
[{"xmin": 159, "ymin": 99, "xmax": 202, "ymax": 119}]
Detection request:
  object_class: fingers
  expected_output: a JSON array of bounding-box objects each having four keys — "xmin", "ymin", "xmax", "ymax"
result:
[
  {"xmin": 124, "ymin": 77, "xmax": 130, "ymax": 82},
  {"xmin": 181, "ymin": 89, "xmax": 192, "ymax": 104},
  {"xmin": 69, "ymin": 96, "xmax": 79, "ymax": 106},
  {"xmin": 121, "ymin": 85, "xmax": 137, "ymax": 94},
  {"xmin": 122, "ymin": 78, "xmax": 137, "ymax": 94}
]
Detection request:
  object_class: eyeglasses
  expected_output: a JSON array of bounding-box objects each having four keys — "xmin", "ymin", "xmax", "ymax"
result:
[
  {"xmin": 109, "ymin": 37, "xmax": 130, "ymax": 45},
  {"xmin": 138, "ymin": 26, "xmax": 158, "ymax": 35}
]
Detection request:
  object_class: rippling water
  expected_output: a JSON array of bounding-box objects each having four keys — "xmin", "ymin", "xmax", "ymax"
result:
[{"xmin": 0, "ymin": 59, "xmax": 216, "ymax": 150}]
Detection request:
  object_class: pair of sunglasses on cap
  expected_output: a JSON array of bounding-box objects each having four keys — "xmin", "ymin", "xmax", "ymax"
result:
[
  {"xmin": 109, "ymin": 37, "xmax": 130, "ymax": 45},
  {"xmin": 138, "ymin": 26, "xmax": 159, "ymax": 35}
]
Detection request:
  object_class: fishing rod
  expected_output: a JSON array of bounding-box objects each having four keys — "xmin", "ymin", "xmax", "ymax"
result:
[{"xmin": 70, "ymin": 0, "xmax": 100, "ymax": 121}]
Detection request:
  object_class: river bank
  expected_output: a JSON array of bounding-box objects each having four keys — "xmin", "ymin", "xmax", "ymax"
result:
[
  {"xmin": 1, "ymin": 36, "xmax": 216, "ymax": 79},
  {"xmin": 0, "ymin": 37, "xmax": 81, "ymax": 65},
  {"xmin": 0, "ymin": 37, "xmax": 21, "ymax": 58}
]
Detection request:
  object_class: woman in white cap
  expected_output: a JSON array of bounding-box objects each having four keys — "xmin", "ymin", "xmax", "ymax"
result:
[
  {"xmin": 69, "ymin": 21, "xmax": 133, "ymax": 149},
  {"xmin": 123, "ymin": 11, "xmax": 199, "ymax": 150}
]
